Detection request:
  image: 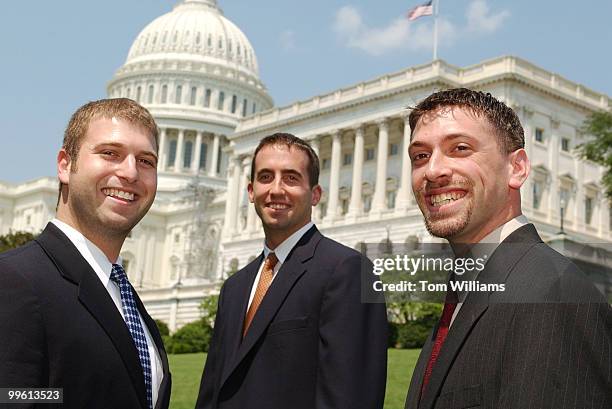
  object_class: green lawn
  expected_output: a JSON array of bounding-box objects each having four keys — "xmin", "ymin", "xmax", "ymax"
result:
[{"xmin": 168, "ymin": 349, "xmax": 420, "ymax": 409}]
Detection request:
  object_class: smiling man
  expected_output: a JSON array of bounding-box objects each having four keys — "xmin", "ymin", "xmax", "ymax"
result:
[
  {"xmin": 404, "ymin": 88, "xmax": 611, "ymax": 409},
  {"xmin": 0, "ymin": 98, "xmax": 171, "ymax": 409},
  {"xmin": 195, "ymin": 133, "xmax": 388, "ymax": 409}
]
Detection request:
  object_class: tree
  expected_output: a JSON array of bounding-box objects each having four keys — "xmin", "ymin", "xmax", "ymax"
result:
[
  {"xmin": 0, "ymin": 231, "xmax": 37, "ymax": 253},
  {"xmin": 577, "ymin": 110, "xmax": 612, "ymax": 198}
]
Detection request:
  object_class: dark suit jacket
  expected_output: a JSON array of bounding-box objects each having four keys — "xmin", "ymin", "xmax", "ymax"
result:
[
  {"xmin": 405, "ymin": 224, "xmax": 612, "ymax": 409},
  {"xmin": 0, "ymin": 223, "xmax": 171, "ymax": 409},
  {"xmin": 195, "ymin": 226, "xmax": 388, "ymax": 409}
]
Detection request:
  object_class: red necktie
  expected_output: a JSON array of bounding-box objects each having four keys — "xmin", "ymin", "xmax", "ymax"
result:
[{"xmin": 420, "ymin": 290, "xmax": 457, "ymax": 399}]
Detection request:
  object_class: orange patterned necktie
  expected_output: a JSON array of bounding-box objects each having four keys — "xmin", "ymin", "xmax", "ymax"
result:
[{"xmin": 243, "ymin": 253, "xmax": 279, "ymax": 337}]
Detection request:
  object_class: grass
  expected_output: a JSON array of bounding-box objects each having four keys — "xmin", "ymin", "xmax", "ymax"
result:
[{"xmin": 168, "ymin": 349, "xmax": 420, "ymax": 409}]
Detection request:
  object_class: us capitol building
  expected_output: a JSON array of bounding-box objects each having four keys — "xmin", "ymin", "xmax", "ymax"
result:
[{"xmin": 1, "ymin": 0, "xmax": 610, "ymax": 330}]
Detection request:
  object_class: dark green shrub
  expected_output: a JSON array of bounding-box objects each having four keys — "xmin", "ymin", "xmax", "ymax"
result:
[
  {"xmin": 396, "ymin": 321, "xmax": 432, "ymax": 349},
  {"xmin": 167, "ymin": 319, "xmax": 212, "ymax": 354},
  {"xmin": 154, "ymin": 319, "xmax": 170, "ymax": 337}
]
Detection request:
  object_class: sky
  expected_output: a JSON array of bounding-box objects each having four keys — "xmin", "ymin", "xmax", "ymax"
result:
[{"xmin": 1, "ymin": 0, "xmax": 610, "ymax": 183}]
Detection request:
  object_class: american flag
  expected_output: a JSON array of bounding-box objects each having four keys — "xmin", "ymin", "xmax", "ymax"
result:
[{"xmin": 407, "ymin": 0, "xmax": 433, "ymax": 21}]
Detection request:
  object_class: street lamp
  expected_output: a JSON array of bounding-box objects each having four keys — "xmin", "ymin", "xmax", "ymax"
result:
[{"xmin": 558, "ymin": 197, "xmax": 566, "ymax": 235}]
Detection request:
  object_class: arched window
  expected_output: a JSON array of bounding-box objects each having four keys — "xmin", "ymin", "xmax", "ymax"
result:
[
  {"xmin": 161, "ymin": 85, "xmax": 168, "ymax": 103},
  {"xmin": 204, "ymin": 89, "xmax": 211, "ymax": 107},
  {"xmin": 169, "ymin": 139, "xmax": 177, "ymax": 167},
  {"xmin": 231, "ymin": 95, "xmax": 237, "ymax": 113},
  {"xmin": 136, "ymin": 86, "xmax": 142, "ymax": 102},
  {"xmin": 184, "ymin": 141, "xmax": 193, "ymax": 168},
  {"xmin": 242, "ymin": 98, "xmax": 248, "ymax": 117},
  {"xmin": 147, "ymin": 85, "xmax": 154, "ymax": 104},
  {"xmin": 199, "ymin": 143, "xmax": 208, "ymax": 170},
  {"xmin": 218, "ymin": 91, "xmax": 225, "ymax": 111},
  {"xmin": 175, "ymin": 85, "xmax": 182, "ymax": 104},
  {"xmin": 190, "ymin": 87, "xmax": 197, "ymax": 105}
]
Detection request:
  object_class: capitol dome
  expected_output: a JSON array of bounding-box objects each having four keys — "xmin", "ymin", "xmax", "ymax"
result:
[
  {"xmin": 108, "ymin": 0, "xmax": 272, "ymax": 125},
  {"xmin": 126, "ymin": 0, "xmax": 259, "ymax": 78}
]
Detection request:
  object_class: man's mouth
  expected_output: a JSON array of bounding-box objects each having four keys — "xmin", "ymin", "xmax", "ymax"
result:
[
  {"xmin": 102, "ymin": 188, "xmax": 136, "ymax": 202},
  {"xmin": 428, "ymin": 191, "xmax": 466, "ymax": 207},
  {"xmin": 267, "ymin": 203, "xmax": 290, "ymax": 210}
]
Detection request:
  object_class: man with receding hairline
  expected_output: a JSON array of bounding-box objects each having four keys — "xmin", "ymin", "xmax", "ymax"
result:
[
  {"xmin": 195, "ymin": 133, "xmax": 388, "ymax": 409},
  {"xmin": 0, "ymin": 98, "xmax": 171, "ymax": 409},
  {"xmin": 404, "ymin": 88, "xmax": 611, "ymax": 409}
]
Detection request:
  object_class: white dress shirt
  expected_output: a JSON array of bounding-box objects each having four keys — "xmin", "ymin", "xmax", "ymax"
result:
[
  {"xmin": 247, "ymin": 221, "xmax": 314, "ymax": 310},
  {"xmin": 51, "ymin": 219, "xmax": 163, "ymax": 406},
  {"xmin": 450, "ymin": 214, "xmax": 529, "ymax": 326}
]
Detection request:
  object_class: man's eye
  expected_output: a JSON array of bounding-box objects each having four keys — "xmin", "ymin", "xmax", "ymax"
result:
[
  {"xmin": 139, "ymin": 158, "xmax": 155, "ymax": 167},
  {"xmin": 102, "ymin": 150, "xmax": 117, "ymax": 157},
  {"xmin": 412, "ymin": 153, "xmax": 429, "ymax": 161},
  {"xmin": 455, "ymin": 145, "xmax": 470, "ymax": 151}
]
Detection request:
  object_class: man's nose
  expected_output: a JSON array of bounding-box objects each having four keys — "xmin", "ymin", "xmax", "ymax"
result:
[
  {"xmin": 424, "ymin": 151, "xmax": 452, "ymax": 183},
  {"xmin": 116, "ymin": 156, "xmax": 138, "ymax": 183}
]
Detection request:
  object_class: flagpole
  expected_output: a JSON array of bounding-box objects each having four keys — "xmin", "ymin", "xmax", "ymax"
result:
[{"xmin": 433, "ymin": 0, "xmax": 439, "ymax": 61}]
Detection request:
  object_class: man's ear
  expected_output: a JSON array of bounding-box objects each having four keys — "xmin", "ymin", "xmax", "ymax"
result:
[
  {"xmin": 57, "ymin": 149, "xmax": 72, "ymax": 185},
  {"xmin": 311, "ymin": 185, "xmax": 322, "ymax": 206},
  {"xmin": 508, "ymin": 149, "xmax": 530, "ymax": 190},
  {"xmin": 247, "ymin": 182, "xmax": 254, "ymax": 203}
]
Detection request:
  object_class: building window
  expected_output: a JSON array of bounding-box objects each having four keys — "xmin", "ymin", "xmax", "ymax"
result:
[
  {"xmin": 561, "ymin": 138, "xmax": 570, "ymax": 152},
  {"xmin": 169, "ymin": 139, "xmax": 177, "ymax": 167},
  {"xmin": 184, "ymin": 141, "xmax": 193, "ymax": 168},
  {"xmin": 389, "ymin": 143, "xmax": 399, "ymax": 156},
  {"xmin": 533, "ymin": 180, "xmax": 544, "ymax": 210},
  {"xmin": 343, "ymin": 153, "xmax": 352, "ymax": 166},
  {"xmin": 218, "ymin": 91, "xmax": 225, "ymax": 110},
  {"xmin": 231, "ymin": 95, "xmax": 237, "ymax": 114},
  {"xmin": 148, "ymin": 85, "xmax": 154, "ymax": 104},
  {"xmin": 174, "ymin": 233, "xmax": 180, "ymax": 243},
  {"xmin": 136, "ymin": 86, "xmax": 142, "ymax": 102},
  {"xmin": 364, "ymin": 195, "xmax": 372, "ymax": 213},
  {"xmin": 319, "ymin": 202, "xmax": 327, "ymax": 219},
  {"xmin": 216, "ymin": 144, "xmax": 222, "ymax": 174},
  {"xmin": 252, "ymin": 102, "xmax": 257, "ymax": 114},
  {"xmin": 204, "ymin": 89, "xmax": 211, "ymax": 107},
  {"xmin": 199, "ymin": 143, "xmax": 208, "ymax": 170},
  {"xmin": 366, "ymin": 148, "xmax": 375, "ymax": 161},
  {"xmin": 26, "ymin": 215, "xmax": 31, "ymax": 225},
  {"xmin": 321, "ymin": 158, "xmax": 330, "ymax": 169},
  {"xmin": 341, "ymin": 199, "xmax": 349, "ymax": 215},
  {"xmin": 387, "ymin": 191, "xmax": 396, "ymax": 208},
  {"xmin": 161, "ymin": 85, "xmax": 168, "ymax": 103},
  {"xmin": 123, "ymin": 259, "xmax": 131, "ymax": 274},
  {"xmin": 535, "ymin": 128, "xmax": 544, "ymax": 143},
  {"xmin": 175, "ymin": 85, "xmax": 182, "ymax": 104},
  {"xmin": 190, "ymin": 87, "xmax": 197, "ymax": 105},
  {"xmin": 242, "ymin": 98, "xmax": 248, "ymax": 117},
  {"xmin": 585, "ymin": 196, "xmax": 593, "ymax": 225},
  {"xmin": 126, "ymin": 87, "xmax": 131, "ymax": 98}
]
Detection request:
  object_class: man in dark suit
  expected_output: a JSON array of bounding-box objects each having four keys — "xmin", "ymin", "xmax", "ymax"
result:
[
  {"xmin": 405, "ymin": 88, "xmax": 611, "ymax": 408},
  {"xmin": 0, "ymin": 98, "xmax": 171, "ymax": 409},
  {"xmin": 195, "ymin": 133, "xmax": 388, "ymax": 409}
]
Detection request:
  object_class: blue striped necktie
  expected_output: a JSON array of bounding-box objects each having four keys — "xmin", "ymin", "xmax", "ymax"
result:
[{"xmin": 110, "ymin": 264, "xmax": 153, "ymax": 409}]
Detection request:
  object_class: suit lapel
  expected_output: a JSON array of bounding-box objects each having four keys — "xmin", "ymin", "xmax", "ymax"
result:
[
  {"xmin": 36, "ymin": 223, "xmax": 148, "ymax": 409},
  {"xmin": 418, "ymin": 224, "xmax": 542, "ymax": 409},
  {"xmin": 220, "ymin": 227, "xmax": 321, "ymax": 389}
]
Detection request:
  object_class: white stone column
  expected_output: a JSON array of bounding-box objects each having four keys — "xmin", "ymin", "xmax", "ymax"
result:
[
  {"xmin": 396, "ymin": 114, "xmax": 412, "ymax": 211},
  {"xmin": 325, "ymin": 130, "xmax": 342, "ymax": 221},
  {"xmin": 175, "ymin": 129, "xmax": 185, "ymax": 173},
  {"xmin": 372, "ymin": 118, "xmax": 389, "ymax": 214},
  {"xmin": 238, "ymin": 157, "xmax": 251, "ymax": 232},
  {"xmin": 347, "ymin": 125, "xmax": 364, "ymax": 217},
  {"xmin": 158, "ymin": 127, "xmax": 167, "ymax": 171},
  {"xmin": 223, "ymin": 156, "xmax": 241, "ymax": 238},
  {"xmin": 209, "ymin": 133, "xmax": 220, "ymax": 177},
  {"xmin": 192, "ymin": 131, "xmax": 203, "ymax": 173},
  {"xmin": 310, "ymin": 136, "xmax": 320, "ymax": 157}
]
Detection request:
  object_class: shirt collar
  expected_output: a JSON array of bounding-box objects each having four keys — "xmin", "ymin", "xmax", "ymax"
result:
[
  {"xmin": 263, "ymin": 222, "xmax": 314, "ymax": 264},
  {"xmin": 51, "ymin": 218, "xmax": 122, "ymax": 286}
]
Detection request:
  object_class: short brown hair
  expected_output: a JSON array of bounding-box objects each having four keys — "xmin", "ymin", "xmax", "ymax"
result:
[
  {"xmin": 63, "ymin": 98, "xmax": 159, "ymax": 168},
  {"xmin": 250, "ymin": 133, "xmax": 320, "ymax": 187},
  {"xmin": 409, "ymin": 88, "xmax": 524, "ymax": 153}
]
